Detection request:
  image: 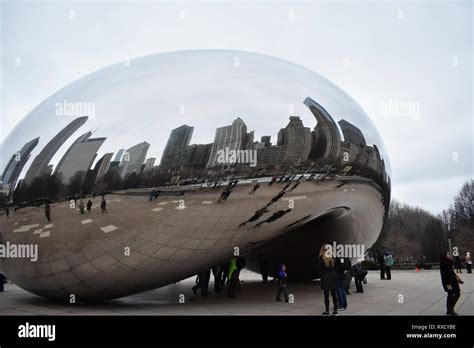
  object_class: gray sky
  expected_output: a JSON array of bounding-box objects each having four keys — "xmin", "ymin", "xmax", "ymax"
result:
[{"xmin": 1, "ymin": 0, "xmax": 472, "ymax": 215}]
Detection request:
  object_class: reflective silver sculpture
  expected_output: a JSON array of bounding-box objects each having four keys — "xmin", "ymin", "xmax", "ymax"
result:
[{"xmin": 0, "ymin": 50, "xmax": 390, "ymax": 301}]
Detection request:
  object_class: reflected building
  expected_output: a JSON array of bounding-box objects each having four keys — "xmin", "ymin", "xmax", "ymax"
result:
[
  {"xmin": 144, "ymin": 158, "xmax": 156, "ymax": 172},
  {"xmin": 1, "ymin": 137, "xmax": 39, "ymax": 191},
  {"xmin": 160, "ymin": 125, "xmax": 194, "ymax": 170},
  {"xmin": 114, "ymin": 149, "xmax": 125, "ymax": 162},
  {"xmin": 207, "ymin": 117, "xmax": 253, "ymax": 168},
  {"xmin": 23, "ymin": 117, "xmax": 88, "ymax": 185},
  {"xmin": 338, "ymin": 119, "xmax": 366, "ymax": 146},
  {"xmin": 93, "ymin": 153, "xmax": 113, "ymax": 183},
  {"xmin": 304, "ymin": 97, "xmax": 341, "ymax": 163},
  {"xmin": 54, "ymin": 131, "xmax": 106, "ymax": 185},
  {"xmin": 277, "ymin": 116, "xmax": 312, "ymax": 165},
  {"xmin": 119, "ymin": 142, "xmax": 150, "ymax": 178}
]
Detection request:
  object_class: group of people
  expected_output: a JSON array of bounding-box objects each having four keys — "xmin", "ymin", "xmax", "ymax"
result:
[
  {"xmin": 453, "ymin": 252, "xmax": 472, "ymax": 274},
  {"xmin": 42, "ymin": 194, "xmax": 108, "ymax": 222},
  {"xmin": 191, "ymin": 256, "xmax": 247, "ymax": 299},
  {"xmin": 318, "ymin": 244, "xmax": 368, "ymax": 315}
]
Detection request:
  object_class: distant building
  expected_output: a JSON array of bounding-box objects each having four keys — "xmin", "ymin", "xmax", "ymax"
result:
[
  {"xmin": 119, "ymin": 141, "xmax": 150, "ymax": 178},
  {"xmin": 24, "ymin": 116, "xmax": 88, "ymax": 185},
  {"xmin": 260, "ymin": 136, "xmax": 271, "ymax": 147},
  {"xmin": 207, "ymin": 117, "xmax": 252, "ymax": 168},
  {"xmin": 277, "ymin": 116, "xmax": 312, "ymax": 165},
  {"xmin": 93, "ymin": 153, "xmax": 113, "ymax": 183},
  {"xmin": 1, "ymin": 137, "xmax": 39, "ymax": 191},
  {"xmin": 54, "ymin": 131, "xmax": 106, "ymax": 185},
  {"xmin": 144, "ymin": 158, "xmax": 156, "ymax": 172},
  {"xmin": 160, "ymin": 125, "xmax": 194, "ymax": 170},
  {"xmin": 340, "ymin": 142, "xmax": 360, "ymax": 164},
  {"xmin": 256, "ymin": 146, "xmax": 286, "ymax": 166},
  {"xmin": 114, "ymin": 149, "xmax": 125, "ymax": 162},
  {"xmin": 338, "ymin": 119, "xmax": 366, "ymax": 146},
  {"xmin": 304, "ymin": 97, "xmax": 341, "ymax": 163}
]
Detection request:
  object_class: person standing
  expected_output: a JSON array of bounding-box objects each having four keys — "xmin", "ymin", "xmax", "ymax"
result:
[
  {"xmin": 257, "ymin": 249, "xmax": 269, "ymax": 283},
  {"xmin": 454, "ymin": 254, "xmax": 463, "ymax": 273},
  {"xmin": 5, "ymin": 207, "xmax": 9, "ymax": 219},
  {"xmin": 466, "ymin": 252, "xmax": 472, "ymax": 274},
  {"xmin": 44, "ymin": 203, "xmax": 51, "ymax": 222},
  {"xmin": 384, "ymin": 251, "xmax": 394, "ymax": 280},
  {"xmin": 319, "ymin": 244, "xmax": 338, "ymax": 315},
  {"xmin": 192, "ymin": 270, "xmax": 210, "ymax": 297},
  {"xmin": 343, "ymin": 257, "xmax": 353, "ymax": 295},
  {"xmin": 352, "ymin": 263, "xmax": 366, "ymax": 293},
  {"xmin": 227, "ymin": 259, "xmax": 239, "ymax": 298},
  {"xmin": 249, "ymin": 182, "xmax": 260, "ymax": 195},
  {"xmin": 275, "ymin": 264, "xmax": 289, "ymax": 302},
  {"xmin": 212, "ymin": 265, "xmax": 222, "ymax": 294},
  {"xmin": 79, "ymin": 200, "xmax": 85, "ymax": 214},
  {"xmin": 0, "ymin": 273, "xmax": 7, "ymax": 292},
  {"xmin": 440, "ymin": 252, "xmax": 463, "ymax": 315},
  {"xmin": 101, "ymin": 197, "xmax": 107, "ymax": 213},
  {"xmin": 335, "ymin": 257, "xmax": 348, "ymax": 310},
  {"xmin": 86, "ymin": 199, "xmax": 93, "ymax": 213},
  {"xmin": 378, "ymin": 252, "xmax": 386, "ymax": 279}
]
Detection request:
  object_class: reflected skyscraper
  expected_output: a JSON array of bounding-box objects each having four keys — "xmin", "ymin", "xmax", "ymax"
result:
[
  {"xmin": 23, "ymin": 117, "xmax": 88, "ymax": 184},
  {"xmin": 304, "ymin": 97, "xmax": 341, "ymax": 163},
  {"xmin": 207, "ymin": 117, "xmax": 252, "ymax": 168},
  {"xmin": 1, "ymin": 137, "xmax": 39, "ymax": 191},
  {"xmin": 338, "ymin": 119, "xmax": 366, "ymax": 146},
  {"xmin": 144, "ymin": 158, "xmax": 156, "ymax": 172},
  {"xmin": 114, "ymin": 149, "xmax": 125, "ymax": 162},
  {"xmin": 160, "ymin": 125, "xmax": 193, "ymax": 170},
  {"xmin": 277, "ymin": 116, "xmax": 312, "ymax": 165},
  {"xmin": 119, "ymin": 142, "xmax": 150, "ymax": 178},
  {"xmin": 93, "ymin": 152, "xmax": 113, "ymax": 183},
  {"xmin": 54, "ymin": 131, "xmax": 106, "ymax": 185}
]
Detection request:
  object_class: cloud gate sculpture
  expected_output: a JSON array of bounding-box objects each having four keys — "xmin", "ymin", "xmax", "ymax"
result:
[{"xmin": 0, "ymin": 50, "xmax": 390, "ymax": 301}]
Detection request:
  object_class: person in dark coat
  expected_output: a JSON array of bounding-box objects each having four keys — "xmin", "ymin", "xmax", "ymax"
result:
[
  {"xmin": 334, "ymin": 257, "xmax": 348, "ymax": 310},
  {"xmin": 257, "ymin": 249, "xmax": 269, "ymax": 283},
  {"xmin": 44, "ymin": 203, "xmax": 51, "ymax": 222},
  {"xmin": 440, "ymin": 252, "xmax": 463, "ymax": 315},
  {"xmin": 212, "ymin": 265, "xmax": 222, "ymax": 294},
  {"xmin": 377, "ymin": 252, "xmax": 386, "ymax": 279},
  {"xmin": 101, "ymin": 197, "xmax": 107, "ymax": 213},
  {"xmin": 249, "ymin": 183, "xmax": 260, "ymax": 195},
  {"xmin": 319, "ymin": 244, "xmax": 338, "ymax": 315},
  {"xmin": 343, "ymin": 257, "xmax": 353, "ymax": 294},
  {"xmin": 0, "ymin": 273, "xmax": 7, "ymax": 292},
  {"xmin": 275, "ymin": 264, "xmax": 289, "ymax": 302},
  {"xmin": 86, "ymin": 199, "xmax": 93, "ymax": 213},
  {"xmin": 352, "ymin": 263, "xmax": 367, "ymax": 293},
  {"xmin": 192, "ymin": 270, "xmax": 211, "ymax": 297},
  {"xmin": 453, "ymin": 254, "xmax": 463, "ymax": 273}
]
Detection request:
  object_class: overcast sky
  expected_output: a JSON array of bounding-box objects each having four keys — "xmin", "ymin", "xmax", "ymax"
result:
[{"xmin": 1, "ymin": 0, "xmax": 472, "ymax": 215}]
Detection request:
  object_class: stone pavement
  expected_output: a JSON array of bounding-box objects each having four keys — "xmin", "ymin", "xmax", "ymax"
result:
[{"xmin": 0, "ymin": 269, "xmax": 472, "ymax": 315}]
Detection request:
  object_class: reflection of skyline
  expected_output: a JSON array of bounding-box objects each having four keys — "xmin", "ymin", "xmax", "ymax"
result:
[{"xmin": 1, "ymin": 97, "xmax": 388, "ymax": 200}]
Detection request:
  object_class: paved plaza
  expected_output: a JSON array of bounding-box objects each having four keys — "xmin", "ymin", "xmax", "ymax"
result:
[{"xmin": 0, "ymin": 269, "xmax": 472, "ymax": 315}]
